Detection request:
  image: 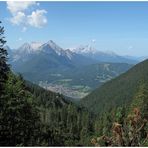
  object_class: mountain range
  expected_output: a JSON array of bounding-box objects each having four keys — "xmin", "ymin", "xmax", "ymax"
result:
[
  {"xmin": 70, "ymin": 44, "xmax": 138, "ymax": 64},
  {"xmin": 8, "ymin": 40, "xmax": 96, "ymax": 69},
  {"xmin": 6, "ymin": 40, "xmax": 139, "ymax": 98},
  {"xmin": 7, "ymin": 40, "xmax": 138, "ymax": 67}
]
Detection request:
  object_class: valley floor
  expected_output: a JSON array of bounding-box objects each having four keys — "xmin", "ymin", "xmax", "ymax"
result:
[{"xmin": 39, "ymin": 81, "xmax": 91, "ymax": 99}]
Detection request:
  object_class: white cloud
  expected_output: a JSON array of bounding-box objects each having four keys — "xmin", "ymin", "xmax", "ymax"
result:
[
  {"xmin": 27, "ymin": 10, "xmax": 47, "ymax": 28},
  {"xmin": 7, "ymin": 1, "xmax": 36, "ymax": 14},
  {"xmin": 10, "ymin": 11, "xmax": 26, "ymax": 25},
  {"xmin": 6, "ymin": 1, "xmax": 47, "ymax": 29}
]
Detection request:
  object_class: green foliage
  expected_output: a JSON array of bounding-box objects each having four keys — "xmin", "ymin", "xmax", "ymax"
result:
[
  {"xmin": 0, "ymin": 68, "xmax": 96, "ymax": 146},
  {"xmin": 0, "ymin": 70, "xmax": 95, "ymax": 146},
  {"xmin": 129, "ymin": 83, "xmax": 148, "ymax": 119},
  {"xmin": 0, "ymin": 73, "xmax": 41, "ymax": 146},
  {"xmin": 91, "ymin": 82, "xmax": 148, "ymax": 147},
  {"xmin": 0, "ymin": 21, "xmax": 9, "ymax": 94},
  {"xmin": 91, "ymin": 108, "xmax": 148, "ymax": 146},
  {"xmin": 81, "ymin": 59, "xmax": 148, "ymax": 114}
]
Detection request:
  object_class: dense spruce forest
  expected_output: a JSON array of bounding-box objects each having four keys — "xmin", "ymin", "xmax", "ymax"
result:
[{"xmin": 0, "ymin": 21, "xmax": 148, "ymax": 146}]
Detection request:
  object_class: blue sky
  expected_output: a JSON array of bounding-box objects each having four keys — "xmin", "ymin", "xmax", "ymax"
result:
[{"xmin": 0, "ymin": 1, "xmax": 148, "ymax": 56}]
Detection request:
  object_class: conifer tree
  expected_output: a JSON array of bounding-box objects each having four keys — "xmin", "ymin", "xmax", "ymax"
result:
[
  {"xmin": 0, "ymin": 21, "xmax": 10, "ymax": 146},
  {"xmin": 0, "ymin": 21, "xmax": 9, "ymax": 94}
]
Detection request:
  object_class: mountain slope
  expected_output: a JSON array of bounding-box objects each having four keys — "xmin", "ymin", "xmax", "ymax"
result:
[
  {"xmin": 62, "ymin": 62, "xmax": 132, "ymax": 88},
  {"xmin": 22, "ymin": 62, "xmax": 132, "ymax": 99},
  {"xmin": 80, "ymin": 59, "xmax": 148, "ymax": 113}
]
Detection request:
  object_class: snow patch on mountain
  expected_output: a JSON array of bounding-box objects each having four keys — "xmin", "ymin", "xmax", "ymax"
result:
[
  {"xmin": 69, "ymin": 44, "xmax": 118, "ymax": 56},
  {"xmin": 38, "ymin": 40, "xmax": 69, "ymax": 57},
  {"xmin": 65, "ymin": 49, "xmax": 74, "ymax": 60},
  {"xmin": 7, "ymin": 40, "xmax": 138, "ymax": 65},
  {"xmin": 69, "ymin": 44, "xmax": 97, "ymax": 54},
  {"xmin": 30, "ymin": 42, "xmax": 43, "ymax": 50}
]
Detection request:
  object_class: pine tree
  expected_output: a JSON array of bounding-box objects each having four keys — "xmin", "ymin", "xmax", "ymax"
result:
[
  {"xmin": 0, "ymin": 21, "xmax": 9, "ymax": 94},
  {"xmin": 0, "ymin": 21, "xmax": 10, "ymax": 146},
  {"xmin": 0, "ymin": 73, "xmax": 42, "ymax": 146}
]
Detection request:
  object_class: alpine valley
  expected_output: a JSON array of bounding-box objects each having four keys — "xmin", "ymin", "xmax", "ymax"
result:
[{"xmin": 7, "ymin": 40, "xmax": 136, "ymax": 98}]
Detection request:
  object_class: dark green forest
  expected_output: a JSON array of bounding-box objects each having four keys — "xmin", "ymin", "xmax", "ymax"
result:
[
  {"xmin": 0, "ymin": 22, "xmax": 148, "ymax": 146},
  {"xmin": 80, "ymin": 59, "xmax": 148, "ymax": 114}
]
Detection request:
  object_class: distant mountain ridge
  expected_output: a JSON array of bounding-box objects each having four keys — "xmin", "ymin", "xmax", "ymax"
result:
[
  {"xmin": 7, "ymin": 40, "xmax": 138, "ymax": 65},
  {"xmin": 8, "ymin": 40, "xmax": 97, "ymax": 68},
  {"xmin": 69, "ymin": 44, "xmax": 138, "ymax": 64}
]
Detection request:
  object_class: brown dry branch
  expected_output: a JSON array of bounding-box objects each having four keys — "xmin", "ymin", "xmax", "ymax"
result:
[{"xmin": 91, "ymin": 108, "xmax": 148, "ymax": 146}]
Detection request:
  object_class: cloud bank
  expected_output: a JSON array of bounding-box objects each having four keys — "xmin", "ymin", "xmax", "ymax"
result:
[
  {"xmin": 7, "ymin": 1, "xmax": 36, "ymax": 14},
  {"xmin": 6, "ymin": 1, "xmax": 47, "ymax": 30},
  {"xmin": 27, "ymin": 10, "xmax": 47, "ymax": 28}
]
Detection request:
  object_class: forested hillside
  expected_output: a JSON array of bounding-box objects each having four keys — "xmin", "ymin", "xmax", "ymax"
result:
[
  {"xmin": 80, "ymin": 59, "xmax": 148, "ymax": 114},
  {"xmin": 79, "ymin": 58, "xmax": 148, "ymax": 146},
  {"xmin": 91, "ymin": 83, "xmax": 148, "ymax": 146}
]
